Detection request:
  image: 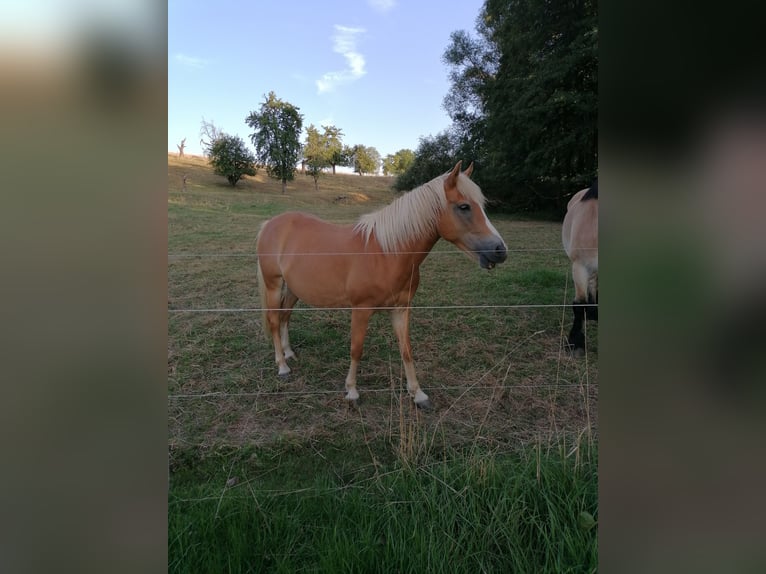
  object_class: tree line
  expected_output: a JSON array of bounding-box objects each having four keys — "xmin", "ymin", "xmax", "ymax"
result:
[
  {"xmin": 397, "ymin": 0, "xmax": 597, "ymax": 216},
  {"xmin": 195, "ymin": 0, "xmax": 596, "ymax": 214},
  {"xmin": 198, "ymin": 91, "xmax": 415, "ymax": 192}
]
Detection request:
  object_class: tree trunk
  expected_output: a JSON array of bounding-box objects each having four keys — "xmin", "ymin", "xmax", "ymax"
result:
[{"xmin": 281, "ymin": 179, "xmax": 286, "ymax": 194}]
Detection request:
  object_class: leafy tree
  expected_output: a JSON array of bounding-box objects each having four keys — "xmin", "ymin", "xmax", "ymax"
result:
[
  {"xmin": 442, "ymin": 0, "xmax": 597, "ymax": 214},
  {"xmin": 322, "ymin": 125, "xmax": 345, "ymax": 174},
  {"xmin": 382, "ymin": 149, "xmax": 415, "ymax": 176},
  {"xmin": 394, "ymin": 132, "xmax": 458, "ymax": 191},
  {"xmin": 302, "ymin": 124, "xmax": 332, "ymax": 190},
  {"xmin": 245, "ymin": 91, "xmax": 304, "ymax": 193},
  {"xmin": 208, "ymin": 134, "xmax": 257, "ymax": 186},
  {"xmin": 350, "ymin": 145, "xmax": 381, "ymax": 176},
  {"xmin": 339, "ymin": 145, "xmax": 356, "ymax": 169},
  {"xmin": 442, "ymin": 25, "xmax": 496, "ymax": 156}
]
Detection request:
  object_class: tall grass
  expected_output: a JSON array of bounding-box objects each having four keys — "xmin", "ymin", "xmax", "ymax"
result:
[{"xmin": 169, "ymin": 438, "xmax": 597, "ymax": 573}]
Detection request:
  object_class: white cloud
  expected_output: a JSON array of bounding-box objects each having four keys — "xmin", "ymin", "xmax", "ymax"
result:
[
  {"xmin": 316, "ymin": 25, "xmax": 366, "ymax": 94},
  {"xmin": 368, "ymin": 0, "xmax": 396, "ymax": 13},
  {"xmin": 174, "ymin": 53, "xmax": 208, "ymax": 69}
]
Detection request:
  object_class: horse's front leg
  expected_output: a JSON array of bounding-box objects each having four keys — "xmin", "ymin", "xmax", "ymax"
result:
[
  {"xmin": 345, "ymin": 308, "xmax": 372, "ymax": 403},
  {"xmin": 391, "ymin": 307, "xmax": 431, "ymax": 409}
]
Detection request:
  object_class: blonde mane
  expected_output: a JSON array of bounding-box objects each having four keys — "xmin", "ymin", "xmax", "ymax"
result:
[{"xmin": 353, "ymin": 171, "xmax": 486, "ymax": 252}]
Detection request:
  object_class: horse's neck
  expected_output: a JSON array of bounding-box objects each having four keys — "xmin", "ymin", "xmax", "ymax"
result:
[{"xmin": 399, "ymin": 229, "xmax": 440, "ymax": 266}]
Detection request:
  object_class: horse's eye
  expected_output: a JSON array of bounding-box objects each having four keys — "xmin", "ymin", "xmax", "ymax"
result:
[{"xmin": 458, "ymin": 203, "xmax": 471, "ymax": 212}]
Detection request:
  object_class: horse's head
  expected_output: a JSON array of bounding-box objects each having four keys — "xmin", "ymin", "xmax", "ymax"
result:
[{"xmin": 437, "ymin": 161, "xmax": 508, "ymax": 270}]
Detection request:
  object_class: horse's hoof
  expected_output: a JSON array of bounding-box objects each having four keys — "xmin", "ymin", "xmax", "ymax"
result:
[
  {"xmin": 415, "ymin": 399, "xmax": 433, "ymax": 410},
  {"xmin": 345, "ymin": 389, "xmax": 360, "ymax": 403},
  {"xmin": 278, "ymin": 372, "xmax": 290, "ymax": 380},
  {"xmin": 564, "ymin": 343, "xmax": 584, "ymax": 358}
]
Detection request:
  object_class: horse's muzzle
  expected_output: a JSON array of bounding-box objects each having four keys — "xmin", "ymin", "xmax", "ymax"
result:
[{"xmin": 478, "ymin": 241, "xmax": 507, "ymax": 270}]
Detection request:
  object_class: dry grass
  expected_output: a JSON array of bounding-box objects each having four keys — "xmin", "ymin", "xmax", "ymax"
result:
[{"xmin": 168, "ymin": 153, "xmax": 597, "ymax": 455}]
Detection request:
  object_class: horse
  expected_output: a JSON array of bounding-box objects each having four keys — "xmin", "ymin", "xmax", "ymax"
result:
[
  {"xmin": 255, "ymin": 161, "xmax": 508, "ymax": 409},
  {"xmin": 562, "ymin": 179, "xmax": 598, "ymax": 356}
]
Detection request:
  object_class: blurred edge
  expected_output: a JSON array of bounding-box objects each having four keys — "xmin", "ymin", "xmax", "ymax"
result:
[
  {"xmin": 601, "ymin": 2, "xmax": 766, "ymax": 573},
  {"xmin": 0, "ymin": 2, "xmax": 167, "ymax": 573},
  {"xmin": 2, "ymin": 1, "xmax": 766, "ymax": 573}
]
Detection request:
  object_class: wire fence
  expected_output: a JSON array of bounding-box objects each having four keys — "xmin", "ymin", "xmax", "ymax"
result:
[
  {"xmin": 168, "ymin": 381, "xmax": 592, "ymax": 400},
  {"xmin": 168, "ymin": 303, "xmax": 595, "ymax": 313},
  {"xmin": 167, "ymin": 247, "xmax": 586, "ymax": 259},
  {"xmin": 167, "ymin": 244, "xmax": 597, "ymax": 437}
]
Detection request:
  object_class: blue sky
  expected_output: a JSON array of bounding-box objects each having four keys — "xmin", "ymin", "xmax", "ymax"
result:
[{"xmin": 168, "ymin": 0, "xmax": 486, "ymax": 162}]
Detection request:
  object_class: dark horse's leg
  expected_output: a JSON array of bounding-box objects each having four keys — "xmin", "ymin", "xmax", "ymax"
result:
[
  {"xmin": 568, "ymin": 294, "xmax": 597, "ymax": 356},
  {"xmin": 567, "ymin": 300, "xmax": 587, "ymax": 356},
  {"xmin": 585, "ymin": 292, "xmax": 598, "ymax": 321}
]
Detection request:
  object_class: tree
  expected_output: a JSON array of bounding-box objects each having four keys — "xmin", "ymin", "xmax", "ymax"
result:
[
  {"xmin": 339, "ymin": 144, "xmax": 356, "ymax": 170},
  {"xmin": 208, "ymin": 134, "xmax": 257, "ymax": 187},
  {"xmin": 442, "ymin": 0, "xmax": 597, "ymax": 214},
  {"xmin": 245, "ymin": 91, "xmax": 304, "ymax": 193},
  {"xmin": 177, "ymin": 137, "xmax": 186, "ymax": 158},
  {"xmin": 302, "ymin": 124, "xmax": 332, "ymax": 190},
  {"xmin": 351, "ymin": 145, "xmax": 381, "ymax": 175},
  {"xmin": 442, "ymin": 26, "xmax": 496, "ymax": 154},
  {"xmin": 382, "ymin": 149, "xmax": 415, "ymax": 176},
  {"xmin": 322, "ymin": 125, "xmax": 345, "ymax": 174},
  {"xmin": 394, "ymin": 132, "xmax": 458, "ymax": 191},
  {"xmin": 199, "ymin": 118, "xmax": 223, "ymax": 157}
]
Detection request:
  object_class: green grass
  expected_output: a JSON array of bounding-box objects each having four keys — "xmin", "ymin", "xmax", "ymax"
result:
[
  {"xmin": 169, "ymin": 440, "xmax": 597, "ymax": 574},
  {"xmin": 168, "ymin": 154, "xmax": 598, "ymax": 571}
]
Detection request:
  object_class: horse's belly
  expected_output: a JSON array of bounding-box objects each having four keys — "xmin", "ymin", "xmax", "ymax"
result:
[
  {"xmin": 282, "ymin": 263, "xmax": 404, "ymax": 309},
  {"xmin": 282, "ymin": 265, "xmax": 353, "ymax": 308}
]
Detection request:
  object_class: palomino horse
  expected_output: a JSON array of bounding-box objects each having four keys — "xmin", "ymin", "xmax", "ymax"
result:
[
  {"xmin": 562, "ymin": 180, "xmax": 598, "ymax": 355},
  {"xmin": 256, "ymin": 161, "xmax": 507, "ymax": 408}
]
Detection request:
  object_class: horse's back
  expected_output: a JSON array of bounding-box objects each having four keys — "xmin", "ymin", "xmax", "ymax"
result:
[
  {"xmin": 257, "ymin": 211, "xmax": 360, "ymax": 257},
  {"xmin": 256, "ymin": 211, "xmax": 376, "ymax": 307},
  {"xmin": 562, "ymin": 184, "xmax": 598, "ymax": 263}
]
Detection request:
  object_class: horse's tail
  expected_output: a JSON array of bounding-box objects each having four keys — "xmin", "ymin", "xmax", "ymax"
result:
[
  {"xmin": 255, "ymin": 220, "xmax": 281, "ymax": 339},
  {"xmin": 582, "ymin": 179, "xmax": 598, "ymax": 201}
]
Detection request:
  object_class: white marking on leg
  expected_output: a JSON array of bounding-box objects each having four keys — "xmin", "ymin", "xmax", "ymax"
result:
[
  {"xmin": 281, "ymin": 324, "xmax": 295, "ymax": 360},
  {"xmin": 413, "ymin": 389, "xmax": 429, "ymax": 404},
  {"xmin": 391, "ymin": 308, "xmax": 427, "ymax": 405},
  {"xmin": 345, "ymin": 357, "xmax": 360, "ymax": 401}
]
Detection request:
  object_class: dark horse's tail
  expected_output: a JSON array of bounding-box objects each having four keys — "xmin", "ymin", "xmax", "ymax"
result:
[{"xmin": 582, "ymin": 179, "xmax": 598, "ymax": 201}]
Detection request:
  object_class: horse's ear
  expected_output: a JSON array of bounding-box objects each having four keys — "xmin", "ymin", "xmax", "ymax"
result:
[
  {"xmin": 445, "ymin": 161, "xmax": 462, "ymax": 188},
  {"xmin": 463, "ymin": 162, "xmax": 474, "ymax": 178}
]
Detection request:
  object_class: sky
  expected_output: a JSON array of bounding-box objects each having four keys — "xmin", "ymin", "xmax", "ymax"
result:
[{"xmin": 168, "ymin": 0, "xmax": 486, "ymax": 163}]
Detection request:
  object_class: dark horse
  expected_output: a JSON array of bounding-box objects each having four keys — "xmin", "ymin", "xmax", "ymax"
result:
[{"xmin": 562, "ymin": 180, "xmax": 598, "ymax": 355}]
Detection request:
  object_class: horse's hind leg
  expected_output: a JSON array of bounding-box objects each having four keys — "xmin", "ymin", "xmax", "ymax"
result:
[
  {"xmin": 264, "ymin": 282, "xmax": 291, "ymax": 377},
  {"xmin": 280, "ymin": 286, "xmax": 299, "ymax": 361},
  {"xmin": 567, "ymin": 261, "xmax": 590, "ymax": 356},
  {"xmin": 585, "ymin": 272, "xmax": 598, "ymax": 321},
  {"xmin": 345, "ymin": 308, "xmax": 372, "ymax": 403}
]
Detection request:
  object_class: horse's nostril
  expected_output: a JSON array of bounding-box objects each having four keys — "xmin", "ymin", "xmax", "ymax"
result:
[{"xmin": 495, "ymin": 243, "xmax": 507, "ymax": 261}]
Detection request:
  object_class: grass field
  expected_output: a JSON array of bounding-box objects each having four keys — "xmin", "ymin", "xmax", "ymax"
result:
[{"xmin": 168, "ymin": 154, "xmax": 598, "ymax": 572}]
